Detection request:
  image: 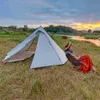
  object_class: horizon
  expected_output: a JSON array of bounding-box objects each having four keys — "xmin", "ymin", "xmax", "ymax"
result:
[
  {"xmin": 1, "ymin": 0, "xmax": 100, "ymax": 30},
  {"xmin": 0, "ymin": 24, "xmax": 99, "ymax": 31}
]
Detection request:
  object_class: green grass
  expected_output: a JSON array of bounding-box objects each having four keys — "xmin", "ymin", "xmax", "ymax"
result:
[
  {"xmin": 0, "ymin": 32, "xmax": 100, "ymax": 100},
  {"xmin": 80, "ymin": 33, "xmax": 100, "ymax": 39}
]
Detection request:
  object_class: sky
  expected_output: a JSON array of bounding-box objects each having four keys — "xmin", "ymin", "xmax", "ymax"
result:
[{"xmin": 0, "ymin": 0, "xmax": 100, "ymax": 30}]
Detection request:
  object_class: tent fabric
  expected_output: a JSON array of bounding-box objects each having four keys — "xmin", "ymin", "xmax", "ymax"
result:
[
  {"xmin": 31, "ymin": 32, "xmax": 65, "ymax": 68},
  {"xmin": 4, "ymin": 51, "xmax": 34, "ymax": 62},
  {"xmin": 2, "ymin": 26, "xmax": 67, "ymax": 68},
  {"xmin": 2, "ymin": 29, "xmax": 38, "ymax": 62},
  {"xmin": 39, "ymin": 27, "xmax": 67, "ymax": 64}
]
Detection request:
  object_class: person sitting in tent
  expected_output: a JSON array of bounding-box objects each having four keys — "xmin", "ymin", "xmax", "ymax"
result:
[{"xmin": 64, "ymin": 42, "xmax": 96, "ymax": 73}]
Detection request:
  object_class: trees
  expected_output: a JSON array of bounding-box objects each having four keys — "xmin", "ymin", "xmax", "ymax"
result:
[
  {"xmin": 93, "ymin": 30, "xmax": 100, "ymax": 33},
  {"xmin": 8, "ymin": 25, "xmax": 17, "ymax": 31},
  {"xmin": 44, "ymin": 25, "xmax": 78, "ymax": 34},
  {"xmin": 0, "ymin": 25, "xmax": 79, "ymax": 34},
  {"xmin": 88, "ymin": 29, "xmax": 92, "ymax": 33},
  {"xmin": 23, "ymin": 25, "xmax": 29, "ymax": 32}
]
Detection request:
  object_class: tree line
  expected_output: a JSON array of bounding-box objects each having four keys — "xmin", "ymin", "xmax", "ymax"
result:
[
  {"xmin": 0, "ymin": 25, "xmax": 100, "ymax": 34},
  {"xmin": 0, "ymin": 25, "xmax": 78, "ymax": 34}
]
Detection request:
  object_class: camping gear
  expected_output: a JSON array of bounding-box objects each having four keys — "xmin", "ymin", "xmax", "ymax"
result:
[
  {"xmin": 80, "ymin": 55, "xmax": 93, "ymax": 73},
  {"xmin": 2, "ymin": 26, "xmax": 67, "ymax": 68}
]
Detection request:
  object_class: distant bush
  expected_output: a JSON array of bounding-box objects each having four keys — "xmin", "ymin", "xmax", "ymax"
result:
[
  {"xmin": 0, "ymin": 31, "xmax": 11, "ymax": 35},
  {"xmin": 44, "ymin": 25, "xmax": 78, "ymax": 34},
  {"xmin": 62, "ymin": 36, "xmax": 68, "ymax": 39},
  {"xmin": 83, "ymin": 34, "xmax": 100, "ymax": 39}
]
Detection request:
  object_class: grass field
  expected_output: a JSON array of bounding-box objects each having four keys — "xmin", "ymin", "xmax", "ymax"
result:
[
  {"xmin": 80, "ymin": 33, "xmax": 100, "ymax": 39},
  {"xmin": 0, "ymin": 32, "xmax": 100, "ymax": 100}
]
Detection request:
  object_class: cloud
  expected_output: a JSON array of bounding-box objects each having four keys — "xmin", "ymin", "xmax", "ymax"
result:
[{"xmin": 1, "ymin": 0, "xmax": 100, "ymax": 30}]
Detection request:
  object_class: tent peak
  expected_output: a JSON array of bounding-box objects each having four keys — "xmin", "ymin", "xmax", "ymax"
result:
[{"xmin": 38, "ymin": 26, "xmax": 43, "ymax": 29}]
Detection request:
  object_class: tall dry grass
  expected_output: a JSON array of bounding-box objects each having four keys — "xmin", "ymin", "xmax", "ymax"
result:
[{"xmin": 0, "ymin": 33, "xmax": 100, "ymax": 100}]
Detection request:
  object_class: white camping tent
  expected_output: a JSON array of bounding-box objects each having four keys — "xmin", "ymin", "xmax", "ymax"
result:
[{"xmin": 2, "ymin": 26, "xmax": 67, "ymax": 68}]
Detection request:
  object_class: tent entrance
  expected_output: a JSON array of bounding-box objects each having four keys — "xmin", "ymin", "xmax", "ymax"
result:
[
  {"xmin": 7, "ymin": 40, "xmax": 38, "ymax": 62},
  {"xmin": 4, "ymin": 34, "xmax": 39, "ymax": 63},
  {"xmin": 5, "ymin": 51, "xmax": 34, "ymax": 62}
]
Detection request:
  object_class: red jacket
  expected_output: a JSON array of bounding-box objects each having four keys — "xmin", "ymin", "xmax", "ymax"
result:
[{"xmin": 79, "ymin": 55, "xmax": 93, "ymax": 73}]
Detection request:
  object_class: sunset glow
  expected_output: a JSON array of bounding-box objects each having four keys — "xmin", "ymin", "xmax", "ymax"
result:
[
  {"xmin": 28, "ymin": 23, "xmax": 100, "ymax": 30},
  {"xmin": 72, "ymin": 23, "xmax": 100, "ymax": 30},
  {"xmin": 1, "ymin": 0, "xmax": 100, "ymax": 30}
]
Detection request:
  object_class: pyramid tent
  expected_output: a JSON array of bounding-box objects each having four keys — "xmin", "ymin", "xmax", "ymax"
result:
[{"xmin": 2, "ymin": 26, "xmax": 67, "ymax": 68}]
